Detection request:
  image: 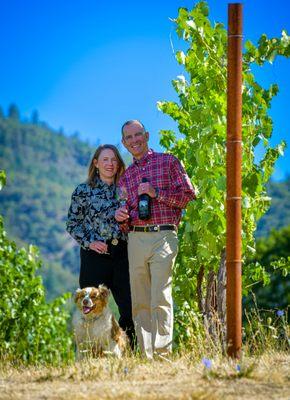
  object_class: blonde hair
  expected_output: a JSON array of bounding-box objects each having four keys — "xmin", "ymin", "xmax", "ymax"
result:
[{"xmin": 87, "ymin": 144, "xmax": 125, "ymax": 187}]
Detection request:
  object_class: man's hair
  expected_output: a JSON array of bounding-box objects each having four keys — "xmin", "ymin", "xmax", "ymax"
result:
[{"xmin": 121, "ymin": 120, "xmax": 146, "ymax": 137}]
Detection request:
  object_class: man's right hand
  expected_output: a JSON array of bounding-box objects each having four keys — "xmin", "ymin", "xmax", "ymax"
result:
[{"xmin": 115, "ymin": 206, "xmax": 129, "ymax": 222}]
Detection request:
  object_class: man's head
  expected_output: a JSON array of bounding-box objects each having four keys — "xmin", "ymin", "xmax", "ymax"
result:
[{"xmin": 121, "ymin": 120, "xmax": 149, "ymax": 160}]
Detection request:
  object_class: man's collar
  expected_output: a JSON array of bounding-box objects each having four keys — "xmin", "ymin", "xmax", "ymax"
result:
[{"xmin": 133, "ymin": 148, "xmax": 154, "ymax": 165}]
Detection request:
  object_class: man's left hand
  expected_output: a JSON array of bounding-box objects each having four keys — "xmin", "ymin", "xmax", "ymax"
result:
[{"xmin": 138, "ymin": 182, "xmax": 157, "ymax": 198}]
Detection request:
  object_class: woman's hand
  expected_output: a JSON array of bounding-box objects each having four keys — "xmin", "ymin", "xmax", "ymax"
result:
[
  {"xmin": 115, "ymin": 206, "xmax": 129, "ymax": 222},
  {"xmin": 89, "ymin": 241, "xmax": 109, "ymax": 254}
]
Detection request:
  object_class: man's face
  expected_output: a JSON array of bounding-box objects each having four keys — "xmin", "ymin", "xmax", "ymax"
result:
[{"xmin": 122, "ymin": 122, "xmax": 149, "ymax": 159}]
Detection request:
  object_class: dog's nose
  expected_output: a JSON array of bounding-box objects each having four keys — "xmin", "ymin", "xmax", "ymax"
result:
[{"xmin": 83, "ymin": 298, "xmax": 89, "ymax": 305}]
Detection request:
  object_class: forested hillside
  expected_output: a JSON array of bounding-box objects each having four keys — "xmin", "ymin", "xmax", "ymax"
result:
[
  {"xmin": 0, "ymin": 105, "xmax": 95, "ymax": 298},
  {"xmin": 0, "ymin": 104, "xmax": 289, "ymax": 299},
  {"xmin": 257, "ymin": 177, "xmax": 290, "ymax": 237}
]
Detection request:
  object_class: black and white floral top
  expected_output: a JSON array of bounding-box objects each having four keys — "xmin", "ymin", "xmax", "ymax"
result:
[{"xmin": 66, "ymin": 178, "xmax": 125, "ymax": 249}]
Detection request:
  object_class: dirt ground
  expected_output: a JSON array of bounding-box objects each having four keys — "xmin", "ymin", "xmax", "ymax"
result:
[{"xmin": 0, "ymin": 352, "xmax": 289, "ymax": 399}]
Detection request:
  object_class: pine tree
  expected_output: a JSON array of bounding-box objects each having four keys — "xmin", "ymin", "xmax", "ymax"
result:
[{"xmin": 8, "ymin": 104, "xmax": 20, "ymax": 121}]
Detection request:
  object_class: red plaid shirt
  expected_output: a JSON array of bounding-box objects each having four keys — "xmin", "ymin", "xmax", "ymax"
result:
[{"xmin": 119, "ymin": 149, "xmax": 196, "ymax": 226}]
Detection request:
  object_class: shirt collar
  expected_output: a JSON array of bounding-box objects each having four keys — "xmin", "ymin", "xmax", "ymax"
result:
[
  {"xmin": 94, "ymin": 177, "xmax": 115, "ymax": 190},
  {"xmin": 133, "ymin": 148, "xmax": 154, "ymax": 165}
]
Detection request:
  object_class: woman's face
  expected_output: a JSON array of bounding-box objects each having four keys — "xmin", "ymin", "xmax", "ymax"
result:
[{"xmin": 94, "ymin": 148, "xmax": 119, "ymax": 183}]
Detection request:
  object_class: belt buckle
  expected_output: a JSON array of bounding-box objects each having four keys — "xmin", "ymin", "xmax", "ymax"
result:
[
  {"xmin": 111, "ymin": 238, "xmax": 119, "ymax": 246},
  {"xmin": 153, "ymin": 225, "xmax": 159, "ymax": 232}
]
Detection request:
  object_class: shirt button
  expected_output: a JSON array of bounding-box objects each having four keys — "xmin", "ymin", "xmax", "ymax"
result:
[{"xmin": 142, "ymin": 168, "xmax": 145, "ymax": 171}]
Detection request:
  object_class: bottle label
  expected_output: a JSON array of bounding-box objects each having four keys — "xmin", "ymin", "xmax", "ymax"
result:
[
  {"xmin": 138, "ymin": 199, "xmax": 150, "ymax": 219},
  {"xmin": 139, "ymin": 199, "xmax": 148, "ymax": 211}
]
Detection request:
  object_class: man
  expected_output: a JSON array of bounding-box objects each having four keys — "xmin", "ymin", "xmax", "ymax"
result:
[{"xmin": 115, "ymin": 120, "xmax": 195, "ymax": 359}]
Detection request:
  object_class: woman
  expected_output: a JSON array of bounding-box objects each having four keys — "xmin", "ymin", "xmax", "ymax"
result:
[{"xmin": 66, "ymin": 144, "xmax": 135, "ymax": 348}]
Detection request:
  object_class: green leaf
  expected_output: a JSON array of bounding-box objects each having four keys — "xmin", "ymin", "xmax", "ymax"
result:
[
  {"xmin": 0, "ymin": 170, "xmax": 6, "ymax": 191},
  {"xmin": 156, "ymin": 0, "xmax": 290, "ymax": 344}
]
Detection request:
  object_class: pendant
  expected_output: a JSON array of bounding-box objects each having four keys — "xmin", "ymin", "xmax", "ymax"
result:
[{"xmin": 111, "ymin": 238, "xmax": 119, "ymax": 246}]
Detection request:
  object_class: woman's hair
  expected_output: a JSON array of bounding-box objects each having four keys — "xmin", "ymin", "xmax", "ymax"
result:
[{"xmin": 87, "ymin": 144, "xmax": 125, "ymax": 187}]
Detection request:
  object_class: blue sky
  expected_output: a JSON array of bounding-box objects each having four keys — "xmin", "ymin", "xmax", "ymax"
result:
[{"xmin": 0, "ymin": 0, "xmax": 289, "ymax": 180}]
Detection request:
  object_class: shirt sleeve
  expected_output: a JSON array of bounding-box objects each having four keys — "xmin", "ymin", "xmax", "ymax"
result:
[
  {"xmin": 156, "ymin": 156, "xmax": 196, "ymax": 209},
  {"xmin": 66, "ymin": 185, "xmax": 92, "ymax": 249}
]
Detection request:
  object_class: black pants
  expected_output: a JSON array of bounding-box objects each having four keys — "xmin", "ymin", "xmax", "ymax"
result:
[{"xmin": 80, "ymin": 240, "xmax": 135, "ymax": 349}]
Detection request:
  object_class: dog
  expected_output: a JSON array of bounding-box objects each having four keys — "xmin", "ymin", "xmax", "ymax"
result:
[{"xmin": 73, "ymin": 285, "xmax": 128, "ymax": 359}]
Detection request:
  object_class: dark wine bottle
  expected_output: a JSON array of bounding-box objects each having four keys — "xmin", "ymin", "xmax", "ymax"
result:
[{"xmin": 138, "ymin": 177, "xmax": 151, "ymax": 220}]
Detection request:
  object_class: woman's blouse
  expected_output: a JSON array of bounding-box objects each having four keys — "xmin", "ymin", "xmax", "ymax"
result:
[{"xmin": 66, "ymin": 178, "xmax": 125, "ymax": 249}]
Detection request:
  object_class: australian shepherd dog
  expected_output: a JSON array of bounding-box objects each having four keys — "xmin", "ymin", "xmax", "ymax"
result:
[{"xmin": 73, "ymin": 285, "xmax": 128, "ymax": 359}]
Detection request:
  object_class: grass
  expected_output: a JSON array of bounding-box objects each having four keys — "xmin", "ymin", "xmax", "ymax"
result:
[
  {"xmin": 0, "ymin": 350, "xmax": 289, "ymax": 399},
  {"xmin": 0, "ymin": 305, "xmax": 288, "ymax": 399}
]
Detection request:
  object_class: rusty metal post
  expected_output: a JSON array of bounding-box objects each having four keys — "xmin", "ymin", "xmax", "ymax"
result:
[{"xmin": 226, "ymin": 3, "xmax": 243, "ymax": 358}]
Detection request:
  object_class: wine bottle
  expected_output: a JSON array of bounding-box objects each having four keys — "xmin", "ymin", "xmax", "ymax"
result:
[{"xmin": 138, "ymin": 177, "xmax": 151, "ymax": 220}]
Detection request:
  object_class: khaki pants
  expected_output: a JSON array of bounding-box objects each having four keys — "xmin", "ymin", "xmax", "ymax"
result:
[{"xmin": 128, "ymin": 230, "xmax": 178, "ymax": 358}]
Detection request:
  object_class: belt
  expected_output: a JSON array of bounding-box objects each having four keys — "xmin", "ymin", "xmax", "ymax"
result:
[{"xmin": 130, "ymin": 224, "xmax": 177, "ymax": 233}]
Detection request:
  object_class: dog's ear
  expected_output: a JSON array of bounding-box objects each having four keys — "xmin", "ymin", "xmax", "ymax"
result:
[
  {"xmin": 98, "ymin": 285, "xmax": 110, "ymax": 299},
  {"xmin": 74, "ymin": 288, "xmax": 82, "ymax": 303}
]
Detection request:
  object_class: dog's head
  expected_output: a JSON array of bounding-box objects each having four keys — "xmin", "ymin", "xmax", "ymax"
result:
[{"xmin": 74, "ymin": 285, "xmax": 110, "ymax": 318}]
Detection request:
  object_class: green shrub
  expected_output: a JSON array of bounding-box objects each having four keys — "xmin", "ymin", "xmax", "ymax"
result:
[{"xmin": 0, "ymin": 171, "xmax": 73, "ymax": 364}]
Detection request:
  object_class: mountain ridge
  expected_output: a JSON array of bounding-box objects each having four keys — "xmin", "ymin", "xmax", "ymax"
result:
[{"xmin": 1, "ymin": 107, "xmax": 289, "ymax": 299}]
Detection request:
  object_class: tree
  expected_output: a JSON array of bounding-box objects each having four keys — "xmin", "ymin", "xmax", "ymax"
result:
[
  {"xmin": 31, "ymin": 110, "xmax": 39, "ymax": 125},
  {"xmin": 157, "ymin": 1, "xmax": 290, "ymax": 344},
  {"xmin": 8, "ymin": 103, "xmax": 20, "ymax": 121},
  {"xmin": 245, "ymin": 225, "xmax": 290, "ymax": 310},
  {"xmin": 0, "ymin": 170, "xmax": 73, "ymax": 364}
]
